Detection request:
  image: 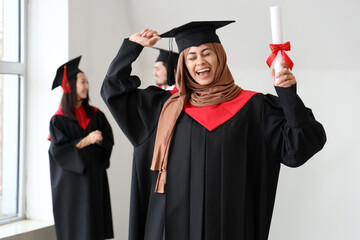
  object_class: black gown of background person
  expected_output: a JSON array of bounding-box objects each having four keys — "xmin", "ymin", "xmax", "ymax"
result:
[
  {"xmin": 101, "ymin": 39, "xmax": 326, "ymax": 240},
  {"xmin": 49, "ymin": 107, "xmax": 114, "ymax": 240}
]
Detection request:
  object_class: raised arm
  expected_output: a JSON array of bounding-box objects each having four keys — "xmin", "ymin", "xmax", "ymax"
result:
[
  {"xmin": 263, "ymin": 66, "xmax": 326, "ymax": 167},
  {"xmin": 101, "ymin": 30, "xmax": 170, "ymax": 147}
]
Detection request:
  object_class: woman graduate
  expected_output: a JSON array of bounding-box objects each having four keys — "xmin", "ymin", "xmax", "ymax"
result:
[
  {"xmin": 49, "ymin": 56, "xmax": 114, "ymax": 240},
  {"xmin": 101, "ymin": 21, "xmax": 326, "ymax": 240}
]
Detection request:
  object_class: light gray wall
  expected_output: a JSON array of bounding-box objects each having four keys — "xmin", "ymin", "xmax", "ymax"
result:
[
  {"xmin": 26, "ymin": 0, "xmax": 68, "ymax": 221},
  {"xmin": 26, "ymin": 0, "xmax": 360, "ymax": 239}
]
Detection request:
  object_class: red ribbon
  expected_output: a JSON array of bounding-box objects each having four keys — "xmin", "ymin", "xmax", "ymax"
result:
[
  {"xmin": 266, "ymin": 41, "xmax": 294, "ymax": 70},
  {"xmin": 61, "ymin": 65, "xmax": 72, "ymax": 93}
]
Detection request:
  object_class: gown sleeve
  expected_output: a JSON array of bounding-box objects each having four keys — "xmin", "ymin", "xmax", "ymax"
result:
[
  {"xmin": 262, "ymin": 84, "xmax": 327, "ymax": 167},
  {"xmin": 49, "ymin": 116, "xmax": 86, "ymax": 174},
  {"xmin": 101, "ymin": 39, "xmax": 170, "ymax": 147},
  {"xmin": 94, "ymin": 110, "xmax": 114, "ymax": 169}
]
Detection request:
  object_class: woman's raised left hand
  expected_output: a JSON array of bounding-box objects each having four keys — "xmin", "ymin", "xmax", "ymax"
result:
[{"xmin": 271, "ymin": 62, "xmax": 297, "ymax": 88}]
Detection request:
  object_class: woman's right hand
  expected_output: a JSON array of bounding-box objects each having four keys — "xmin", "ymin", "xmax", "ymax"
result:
[
  {"xmin": 88, "ymin": 130, "xmax": 103, "ymax": 145},
  {"xmin": 129, "ymin": 29, "xmax": 161, "ymax": 47},
  {"xmin": 76, "ymin": 130, "xmax": 103, "ymax": 149}
]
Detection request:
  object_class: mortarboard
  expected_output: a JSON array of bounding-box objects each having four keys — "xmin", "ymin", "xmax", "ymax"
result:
[
  {"xmin": 153, "ymin": 47, "xmax": 180, "ymax": 65},
  {"xmin": 160, "ymin": 20, "xmax": 235, "ymax": 53},
  {"xmin": 52, "ymin": 56, "xmax": 83, "ymax": 93}
]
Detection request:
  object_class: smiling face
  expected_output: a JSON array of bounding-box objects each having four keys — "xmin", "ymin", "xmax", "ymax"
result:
[
  {"xmin": 185, "ymin": 44, "xmax": 219, "ymax": 86},
  {"xmin": 153, "ymin": 62, "xmax": 168, "ymax": 86},
  {"xmin": 76, "ymin": 72, "xmax": 89, "ymax": 101}
]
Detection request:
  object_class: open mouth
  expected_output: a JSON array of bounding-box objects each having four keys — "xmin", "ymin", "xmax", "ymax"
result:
[{"xmin": 196, "ymin": 68, "xmax": 210, "ymax": 76}]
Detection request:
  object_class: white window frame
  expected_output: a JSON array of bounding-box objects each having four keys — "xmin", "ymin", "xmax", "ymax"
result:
[{"xmin": 0, "ymin": 0, "xmax": 26, "ymax": 225}]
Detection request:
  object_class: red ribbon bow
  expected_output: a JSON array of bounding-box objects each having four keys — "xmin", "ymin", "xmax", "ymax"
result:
[{"xmin": 266, "ymin": 41, "xmax": 294, "ymax": 70}]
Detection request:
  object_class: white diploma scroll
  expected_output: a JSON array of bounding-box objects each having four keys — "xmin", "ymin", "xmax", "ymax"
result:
[{"xmin": 270, "ymin": 6, "xmax": 284, "ymax": 82}]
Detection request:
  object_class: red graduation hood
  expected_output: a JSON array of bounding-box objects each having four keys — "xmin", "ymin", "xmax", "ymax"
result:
[
  {"xmin": 47, "ymin": 105, "xmax": 98, "ymax": 141},
  {"xmin": 183, "ymin": 90, "xmax": 258, "ymax": 131}
]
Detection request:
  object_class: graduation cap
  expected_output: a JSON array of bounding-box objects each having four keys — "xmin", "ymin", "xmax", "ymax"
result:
[
  {"xmin": 52, "ymin": 56, "xmax": 83, "ymax": 93},
  {"xmin": 160, "ymin": 20, "xmax": 235, "ymax": 53},
  {"xmin": 153, "ymin": 47, "xmax": 179, "ymax": 65},
  {"xmin": 152, "ymin": 47, "xmax": 179, "ymax": 86}
]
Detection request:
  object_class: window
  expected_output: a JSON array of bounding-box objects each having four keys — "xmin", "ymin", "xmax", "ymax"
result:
[{"xmin": 0, "ymin": 0, "xmax": 25, "ymax": 224}]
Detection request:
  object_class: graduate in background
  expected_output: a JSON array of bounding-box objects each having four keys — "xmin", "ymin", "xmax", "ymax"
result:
[
  {"xmin": 101, "ymin": 21, "xmax": 326, "ymax": 240},
  {"xmin": 49, "ymin": 56, "xmax": 114, "ymax": 240},
  {"xmin": 152, "ymin": 47, "xmax": 179, "ymax": 93}
]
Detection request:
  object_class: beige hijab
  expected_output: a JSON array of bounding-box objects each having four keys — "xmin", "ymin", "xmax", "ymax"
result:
[{"xmin": 151, "ymin": 43, "xmax": 242, "ymax": 193}]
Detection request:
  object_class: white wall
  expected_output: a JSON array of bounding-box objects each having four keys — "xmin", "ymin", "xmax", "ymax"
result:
[
  {"xmin": 26, "ymin": 0, "xmax": 360, "ymax": 239},
  {"xmin": 27, "ymin": 0, "xmax": 68, "ymax": 220}
]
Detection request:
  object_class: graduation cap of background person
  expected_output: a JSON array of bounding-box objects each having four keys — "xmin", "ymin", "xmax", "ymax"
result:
[
  {"xmin": 153, "ymin": 47, "xmax": 179, "ymax": 65},
  {"xmin": 160, "ymin": 20, "xmax": 235, "ymax": 53},
  {"xmin": 52, "ymin": 56, "xmax": 83, "ymax": 93},
  {"xmin": 152, "ymin": 47, "xmax": 179, "ymax": 86}
]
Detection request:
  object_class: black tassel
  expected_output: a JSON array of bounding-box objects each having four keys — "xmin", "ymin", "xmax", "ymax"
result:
[
  {"xmin": 166, "ymin": 30, "xmax": 176, "ymax": 86},
  {"xmin": 166, "ymin": 52, "xmax": 175, "ymax": 86}
]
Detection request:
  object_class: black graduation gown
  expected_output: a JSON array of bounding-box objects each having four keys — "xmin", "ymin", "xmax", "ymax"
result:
[
  {"xmin": 49, "ymin": 108, "xmax": 114, "ymax": 240},
  {"xmin": 101, "ymin": 39, "xmax": 326, "ymax": 240}
]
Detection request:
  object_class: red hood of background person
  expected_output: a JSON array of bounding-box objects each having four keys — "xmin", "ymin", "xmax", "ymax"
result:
[{"xmin": 47, "ymin": 105, "xmax": 98, "ymax": 141}]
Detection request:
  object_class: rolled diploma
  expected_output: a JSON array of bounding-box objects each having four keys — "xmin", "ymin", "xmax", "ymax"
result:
[{"xmin": 270, "ymin": 6, "xmax": 284, "ymax": 82}]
